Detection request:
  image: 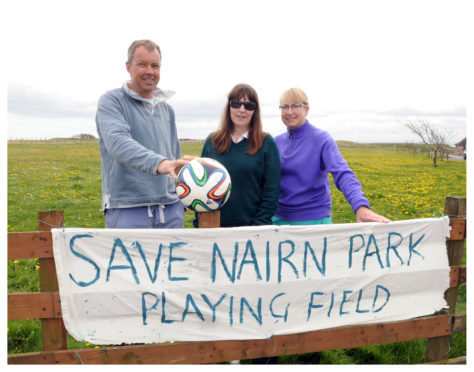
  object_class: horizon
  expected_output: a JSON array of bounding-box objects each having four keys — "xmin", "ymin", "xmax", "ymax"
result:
[{"xmin": 6, "ymin": 135, "xmax": 466, "ymax": 147}]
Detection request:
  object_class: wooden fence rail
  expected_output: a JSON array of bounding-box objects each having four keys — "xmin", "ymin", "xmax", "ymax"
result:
[{"xmin": 7, "ymin": 197, "xmax": 466, "ymax": 364}]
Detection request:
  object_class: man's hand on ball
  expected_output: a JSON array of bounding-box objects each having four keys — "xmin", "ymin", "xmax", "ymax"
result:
[{"xmin": 157, "ymin": 157, "xmax": 194, "ymax": 179}]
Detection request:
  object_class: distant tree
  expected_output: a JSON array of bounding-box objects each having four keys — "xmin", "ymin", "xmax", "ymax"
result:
[
  {"xmin": 402, "ymin": 119, "xmax": 452, "ymax": 167},
  {"xmin": 405, "ymin": 142, "xmax": 418, "ymax": 156},
  {"xmin": 71, "ymin": 133, "xmax": 96, "ymax": 140}
]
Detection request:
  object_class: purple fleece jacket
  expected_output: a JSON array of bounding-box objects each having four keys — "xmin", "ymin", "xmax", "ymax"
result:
[{"xmin": 274, "ymin": 120, "xmax": 370, "ymax": 221}]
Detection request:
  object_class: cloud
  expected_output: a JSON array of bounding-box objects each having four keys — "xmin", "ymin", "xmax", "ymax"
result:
[
  {"xmin": 170, "ymin": 99, "xmax": 224, "ymax": 122},
  {"xmin": 8, "ymin": 84, "xmax": 96, "ymax": 119},
  {"xmin": 7, "ymin": 84, "xmax": 466, "ymax": 145},
  {"xmin": 379, "ymin": 106, "xmax": 466, "ymax": 118}
]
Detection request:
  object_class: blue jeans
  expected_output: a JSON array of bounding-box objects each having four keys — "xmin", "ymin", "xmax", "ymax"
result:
[{"xmin": 105, "ymin": 202, "xmax": 185, "ymax": 229}]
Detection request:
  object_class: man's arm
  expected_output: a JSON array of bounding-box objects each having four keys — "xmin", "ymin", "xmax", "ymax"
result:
[{"xmin": 97, "ymin": 94, "xmax": 166, "ymax": 175}]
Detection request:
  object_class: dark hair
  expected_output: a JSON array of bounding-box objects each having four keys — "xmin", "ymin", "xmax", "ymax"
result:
[
  {"xmin": 211, "ymin": 84, "xmax": 266, "ymax": 155},
  {"xmin": 127, "ymin": 40, "xmax": 161, "ymax": 64}
]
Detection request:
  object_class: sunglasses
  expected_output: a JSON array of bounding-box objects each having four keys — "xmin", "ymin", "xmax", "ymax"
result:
[{"xmin": 230, "ymin": 100, "xmax": 257, "ymax": 111}]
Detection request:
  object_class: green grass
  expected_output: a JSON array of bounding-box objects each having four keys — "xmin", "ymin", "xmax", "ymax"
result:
[{"xmin": 7, "ymin": 139, "xmax": 466, "ymax": 363}]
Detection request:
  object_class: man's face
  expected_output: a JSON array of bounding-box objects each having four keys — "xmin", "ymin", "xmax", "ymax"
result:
[{"xmin": 126, "ymin": 45, "xmax": 161, "ymax": 98}]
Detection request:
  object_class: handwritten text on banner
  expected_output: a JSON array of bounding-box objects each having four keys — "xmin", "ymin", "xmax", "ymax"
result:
[{"xmin": 52, "ymin": 217, "xmax": 450, "ymax": 344}]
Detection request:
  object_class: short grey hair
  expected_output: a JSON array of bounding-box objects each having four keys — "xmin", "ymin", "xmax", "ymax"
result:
[{"xmin": 127, "ymin": 40, "xmax": 161, "ymax": 64}]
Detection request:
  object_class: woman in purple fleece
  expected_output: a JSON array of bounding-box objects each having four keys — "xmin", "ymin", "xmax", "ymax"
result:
[{"xmin": 272, "ymin": 87, "xmax": 390, "ymax": 225}]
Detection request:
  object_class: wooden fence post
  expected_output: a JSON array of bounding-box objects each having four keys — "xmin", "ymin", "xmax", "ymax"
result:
[
  {"xmin": 425, "ymin": 196, "xmax": 466, "ymax": 362},
  {"xmin": 38, "ymin": 211, "xmax": 68, "ymax": 351},
  {"xmin": 198, "ymin": 210, "xmax": 221, "ymax": 228}
]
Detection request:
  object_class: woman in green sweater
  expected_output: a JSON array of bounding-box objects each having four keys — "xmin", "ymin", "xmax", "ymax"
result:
[{"xmin": 198, "ymin": 83, "xmax": 281, "ymax": 227}]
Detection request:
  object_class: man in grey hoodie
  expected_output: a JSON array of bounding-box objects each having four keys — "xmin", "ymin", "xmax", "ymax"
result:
[{"xmin": 96, "ymin": 39, "xmax": 191, "ymax": 228}]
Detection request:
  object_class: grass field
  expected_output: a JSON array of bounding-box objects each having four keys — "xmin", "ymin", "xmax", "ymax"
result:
[{"xmin": 7, "ymin": 139, "xmax": 466, "ymax": 363}]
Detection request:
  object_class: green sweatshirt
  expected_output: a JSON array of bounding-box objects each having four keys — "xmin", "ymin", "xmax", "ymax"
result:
[{"xmin": 198, "ymin": 134, "xmax": 281, "ymax": 227}]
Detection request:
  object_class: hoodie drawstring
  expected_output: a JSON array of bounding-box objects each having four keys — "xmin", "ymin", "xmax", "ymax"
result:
[
  {"xmin": 148, "ymin": 205, "xmax": 166, "ymax": 224},
  {"xmin": 158, "ymin": 205, "xmax": 165, "ymax": 224}
]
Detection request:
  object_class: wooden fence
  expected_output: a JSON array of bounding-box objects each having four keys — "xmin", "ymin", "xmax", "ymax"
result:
[{"xmin": 7, "ymin": 197, "xmax": 466, "ymax": 364}]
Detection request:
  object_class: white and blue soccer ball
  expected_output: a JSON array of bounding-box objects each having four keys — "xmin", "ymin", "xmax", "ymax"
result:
[{"xmin": 176, "ymin": 157, "xmax": 231, "ymax": 212}]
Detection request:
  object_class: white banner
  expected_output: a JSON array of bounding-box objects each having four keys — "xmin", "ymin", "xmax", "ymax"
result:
[{"xmin": 52, "ymin": 217, "xmax": 450, "ymax": 345}]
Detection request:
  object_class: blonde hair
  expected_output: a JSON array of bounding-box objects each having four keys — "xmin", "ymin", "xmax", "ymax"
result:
[{"xmin": 280, "ymin": 87, "xmax": 309, "ymax": 107}]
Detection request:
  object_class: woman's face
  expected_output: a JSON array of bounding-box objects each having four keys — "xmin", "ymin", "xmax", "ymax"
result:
[
  {"xmin": 229, "ymin": 94, "xmax": 255, "ymax": 130},
  {"xmin": 280, "ymin": 95, "xmax": 309, "ymax": 130}
]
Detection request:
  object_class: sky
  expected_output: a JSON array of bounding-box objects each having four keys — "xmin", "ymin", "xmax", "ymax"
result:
[{"xmin": 2, "ymin": 0, "xmax": 473, "ymax": 145}]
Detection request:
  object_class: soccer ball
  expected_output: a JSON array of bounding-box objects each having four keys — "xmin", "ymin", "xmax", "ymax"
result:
[{"xmin": 176, "ymin": 157, "xmax": 231, "ymax": 212}]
